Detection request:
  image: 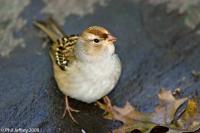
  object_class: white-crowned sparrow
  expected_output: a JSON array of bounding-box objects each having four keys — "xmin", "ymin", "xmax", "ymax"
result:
[{"xmin": 34, "ymin": 19, "xmax": 121, "ymax": 123}]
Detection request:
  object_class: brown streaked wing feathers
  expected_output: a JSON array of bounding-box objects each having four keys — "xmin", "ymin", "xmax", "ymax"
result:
[
  {"xmin": 50, "ymin": 35, "xmax": 79, "ymax": 71},
  {"xmin": 34, "ymin": 18, "xmax": 79, "ymax": 71}
]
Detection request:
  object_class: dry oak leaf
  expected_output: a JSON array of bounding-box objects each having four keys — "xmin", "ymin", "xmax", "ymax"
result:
[
  {"xmin": 98, "ymin": 90, "xmax": 200, "ymax": 133},
  {"xmin": 98, "ymin": 98, "xmax": 155, "ymax": 133},
  {"xmin": 151, "ymin": 89, "xmax": 188, "ymax": 125},
  {"xmin": 175, "ymin": 99, "xmax": 200, "ymax": 131}
]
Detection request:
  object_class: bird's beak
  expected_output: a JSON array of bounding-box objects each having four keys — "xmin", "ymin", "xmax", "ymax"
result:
[{"xmin": 107, "ymin": 34, "xmax": 117, "ymax": 43}]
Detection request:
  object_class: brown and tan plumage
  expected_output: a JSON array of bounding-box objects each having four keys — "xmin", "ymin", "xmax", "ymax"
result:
[
  {"xmin": 34, "ymin": 19, "xmax": 79, "ymax": 71},
  {"xmin": 51, "ymin": 35, "xmax": 79, "ymax": 70},
  {"xmin": 34, "ymin": 19, "xmax": 121, "ymax": 123}
]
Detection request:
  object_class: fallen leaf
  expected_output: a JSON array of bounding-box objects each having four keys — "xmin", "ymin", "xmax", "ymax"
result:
[
  {"xmin": 97, "ymin": 97, "xmax": 155, "ymax": 133},
  {"xmin": 151, "ymin": 89, "xmax": 188, "ymax": 125},
  {"xmin": 98, "ymin": 90, "xmax": 200, "ymax": 133},
  {"xmin": 175, "ymin": 99, "xmax": 200, "ymax": 131}
]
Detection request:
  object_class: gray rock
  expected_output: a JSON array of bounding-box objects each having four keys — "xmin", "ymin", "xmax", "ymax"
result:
[{"xmin": 0, "ymin": 0, "xmax": 199, "ymax": 133}]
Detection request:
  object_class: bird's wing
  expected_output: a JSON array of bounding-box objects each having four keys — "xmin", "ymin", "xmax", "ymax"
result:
[
  {"xmin": 34, "ymin": 18, "xmax": 79, "ymax": 71},
  {"xmin": 50, "ymin": 35, "xmax": 79, "ymax": 71}
]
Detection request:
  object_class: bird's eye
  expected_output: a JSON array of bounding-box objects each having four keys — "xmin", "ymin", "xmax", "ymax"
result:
[{"xmin": 93, "ymin": 39, "xmax": 100, "ymax": 43}]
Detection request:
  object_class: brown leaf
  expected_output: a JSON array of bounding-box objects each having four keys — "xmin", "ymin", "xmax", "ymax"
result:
[
  {"xmin": 176, "ymin": 99, "xmax": 200, "ymax": 131},
  {"xmin": 151, "ymin": 89, "xmax": 188, "ymax": 125},
  {"xmin": 97, "ymin": 97, "xmax": 155, "ymax": 132},
  {"xmin": 97, "ymin": 90, "xmax": 200, "ymax": 133}
]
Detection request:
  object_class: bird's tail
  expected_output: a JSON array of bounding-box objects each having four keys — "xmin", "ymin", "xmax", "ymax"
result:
[{"xmin": 34, "ymin": 18, "xmax": 65, "ymax": 42}]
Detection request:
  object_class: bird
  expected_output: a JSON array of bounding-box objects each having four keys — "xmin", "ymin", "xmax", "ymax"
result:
[{"xmin": 34, "ymin": 18, "xmax": 122, "ymax": 123}]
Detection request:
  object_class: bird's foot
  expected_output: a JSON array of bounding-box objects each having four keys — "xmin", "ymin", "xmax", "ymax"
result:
[
  {"xmin": 96, "ymin": 96, "xmax": 113, "ymax": 114},
  {"xmin": 62, "ymin": 96, "xmax": 80, "ymax": 123},
  {"xmin": 102, "ymin": 96, "xmax": 112, "ymax": 106}
]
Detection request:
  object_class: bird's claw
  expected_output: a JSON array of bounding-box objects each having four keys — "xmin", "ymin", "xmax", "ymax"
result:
[{"xmin": 62, "ymin": 96, "xmax": 80, "ymax": 124}]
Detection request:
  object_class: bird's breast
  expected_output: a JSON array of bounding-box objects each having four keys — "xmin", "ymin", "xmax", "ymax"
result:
[{"xmin": 54, "ymin": 54, "xmax": 121, "ymax": 103}]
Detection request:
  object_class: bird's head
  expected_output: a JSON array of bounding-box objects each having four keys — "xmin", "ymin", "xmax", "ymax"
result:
[{"xmin": 75, "ymin": 26, "xmax": 117, "ymax": 62}]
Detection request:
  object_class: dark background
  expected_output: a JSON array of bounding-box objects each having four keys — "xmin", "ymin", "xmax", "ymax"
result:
[{"xmin": 0, "ymin": 0, "xmax": 200, "ymax": 133}]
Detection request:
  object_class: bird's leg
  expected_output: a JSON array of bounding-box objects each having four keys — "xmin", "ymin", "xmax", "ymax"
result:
[
  {"xmin": 102, "ymin": 96, "xmax": 112, "ymax": 106},
  {"xmin": 62, "ymin": 96, "xmax": 80, "ymax": 123},
  {"xmin": 96, "ymin": 96, "xmax": 113, "ymax": 112}
]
